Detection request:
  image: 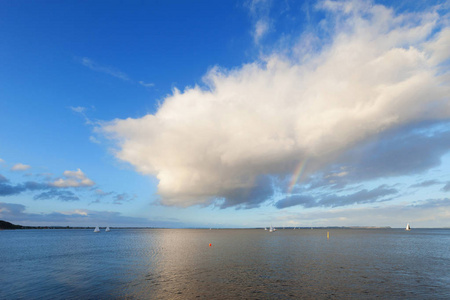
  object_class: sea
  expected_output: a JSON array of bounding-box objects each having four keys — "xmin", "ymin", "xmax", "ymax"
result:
[{"xmin": 1, "ymin": 228, "xmax": 449, "ymax": 299}]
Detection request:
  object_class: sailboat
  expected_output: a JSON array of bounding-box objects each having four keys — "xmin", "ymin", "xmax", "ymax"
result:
[
  {"xmin": 269, "ymin": 225, "xmax": 276, "ymax": 232},
  {"xmin": 105, "ymin": 226, "xmax": 110, "ymax": 232},
  {"xmin": 405, "ymin": 223, "xmax": 411, "ymax": 231},
  {"xmin": 94, "ymin": 226, "xmax": 100, "ymax": 233},
  {"xmin": 264, "ymin": 227, "xmax": 267, "ymax": 230}
]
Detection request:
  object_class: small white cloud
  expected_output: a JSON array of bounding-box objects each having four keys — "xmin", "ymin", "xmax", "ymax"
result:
[
  {"xmin": 11, "ymin": 163, "xmax": 31, "ymax": 171},
  {"xmin": 326, "ymin": 171, "xmax": 349, "ymax": 179},
  {"xmin": 60, "ymin": 209, "xmax": 89, "ymax": 216},
  {"xmin": 0, "ymin": 158, "xmax": 4, "ymax": 164},
  {"xmin": 51, "ymin": 169, "xmax": 95, "ymax": 188},
  {"xmin": 139, "ymin": 81, "xmax": 155, "ymax": 88}
]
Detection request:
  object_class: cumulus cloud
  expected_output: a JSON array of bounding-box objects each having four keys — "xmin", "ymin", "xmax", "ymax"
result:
[
  {"xmin": 11, "ymin": 163, "xmax": 31, "ymax": 171},
  {"xmin": 50, "ymin": 169, "xmax": 95, "ymax": 188},
  {"xmin": 102, "ymin": 1, "xmax": 450, "ymax": 208}
]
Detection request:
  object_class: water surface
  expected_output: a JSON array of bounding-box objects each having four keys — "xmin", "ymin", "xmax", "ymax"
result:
[{"xmin": 1, "ymin": 228, "xmax": 449, "ymax": 299}]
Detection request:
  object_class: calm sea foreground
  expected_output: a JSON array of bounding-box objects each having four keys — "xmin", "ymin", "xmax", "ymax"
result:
[{"xmin": 1, "ymin": 228, "xmax": 449, "ymax": 299}]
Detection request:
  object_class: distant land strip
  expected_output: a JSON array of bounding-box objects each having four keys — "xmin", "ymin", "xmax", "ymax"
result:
[{"xmin": 1, "ymin": 220, "xmax": 398, "ymax": 230}]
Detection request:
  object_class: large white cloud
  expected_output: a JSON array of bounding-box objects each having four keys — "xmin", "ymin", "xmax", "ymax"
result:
[{"xmin": 102, "ymin": 1, "xmax": 450, "ymax": 208}]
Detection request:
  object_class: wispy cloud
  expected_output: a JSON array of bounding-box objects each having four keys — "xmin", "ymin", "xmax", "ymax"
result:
[
  {"xmin": 70, "ymin": 106, "xmax": 86, "ymax": 113},
  {"xmin": 139, "ymin": 81, "xmax": 155, "ymax": 88},
  {"xmin": 410, "ymin": 180, "xmax": 442, "ymax": 189},
  {"xmin": 89, "ymin": 136, "xmax": 101, "ymax": 144},
  {"xmin": 275, "ymin": 185, "xmax": 398, "ymax": 209},
  {"xmin": 254, "ymin": 19, "xmax": 270, "ymax": 43},
  {"xmin": 78, "ymin": 58, "xmax": 155, "ymax": 88},
  {"xmin": 80, "ymin": 57, "xmax": 130, "ymax": 81},
  {"xmin": 70, "ymin": 106, "xmax": 96, "ymax": 126},
  {"xmin": 34, "ymin": 190, "xmax": 79, "ymax": 202},
  {"xmin": 11, "ymin": 163, "xmax": 31, "ymax": 171},
  {"xmin": 246, "ymin": 0, "xmax": 272, "ymax": 43},
  {"xmin": 113, "ymin": 193, "xmax": 136, "ymax": 205}
]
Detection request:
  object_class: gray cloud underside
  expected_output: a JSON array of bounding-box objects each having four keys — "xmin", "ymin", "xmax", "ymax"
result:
[
  {"xmin": 214, "ymin": 175, "xmax": 274, "ymax": 209},
  {"xmin": 410, "ymin": 180, "xmax": 442, "ymax": 189},
  {"xmin": 276, "ymin": 185, "xmax": 398, "ymax": 209},
  {"xmin": 34, "ymin": 190, "xmax": 79, "ymax": 202},
  {"xmin": 0, "ymin": 174, "xmax": 135, "ymax": 204},
  {"xmin": 0, "ymin": 176, "xmax": 79, "ymax": 202},
  {"xmin": 303, "ymin": 122, "xmax": 450, "ymax": 192},
  {"xmin": 0, "ymin": 179, "xmax": 49, "ymax": 196},
  {"xmin": 442, "ymin": 182, "xmax": 450, "ymax": 192}
]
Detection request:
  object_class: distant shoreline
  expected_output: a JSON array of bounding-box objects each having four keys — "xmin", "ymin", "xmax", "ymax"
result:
[
  {"xmin": 0, "ymin": 220, "xmax": 398, "ymax": 230},
  {"xmin": 2, "ymin": 220, "xmax": 448, "ymax": 230}
]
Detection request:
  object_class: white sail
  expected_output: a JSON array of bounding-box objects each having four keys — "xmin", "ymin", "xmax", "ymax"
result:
[
  {"xmin": 406, "ymin": 223, "xmax": 411, "ymax": 231},
  {"xmin": 105, "ymin": 226, "xmax": 110, "ymax": 232},
  {"xmin": 94, "ymin": 226, "xmax": 100, "ymax": 233}
]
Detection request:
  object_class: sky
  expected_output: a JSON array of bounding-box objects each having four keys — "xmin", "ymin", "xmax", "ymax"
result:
[{"xmin": 1, "ymin": 0, "xmax": 450, "ymax": 228}]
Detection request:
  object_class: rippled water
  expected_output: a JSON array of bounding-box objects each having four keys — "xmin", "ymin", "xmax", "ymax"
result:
[{"xmin": 1, "ymin": 228, "xmax": 450, "ymax": 299}]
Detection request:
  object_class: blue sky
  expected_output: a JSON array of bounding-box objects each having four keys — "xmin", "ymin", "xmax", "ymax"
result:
[{"xmin": 1, "ymin": 0, "xmax": 449, "ymax": 228}]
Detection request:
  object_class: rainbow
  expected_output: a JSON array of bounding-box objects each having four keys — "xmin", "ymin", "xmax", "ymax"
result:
[{"xmin": 287, "ymin": 159, "xmax": 308, "ymax": 194}]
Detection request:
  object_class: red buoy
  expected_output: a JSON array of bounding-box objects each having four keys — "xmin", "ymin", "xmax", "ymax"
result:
[{"xmin": 209, "ymin": 243, "xmax": 212, "ymax": 247}]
